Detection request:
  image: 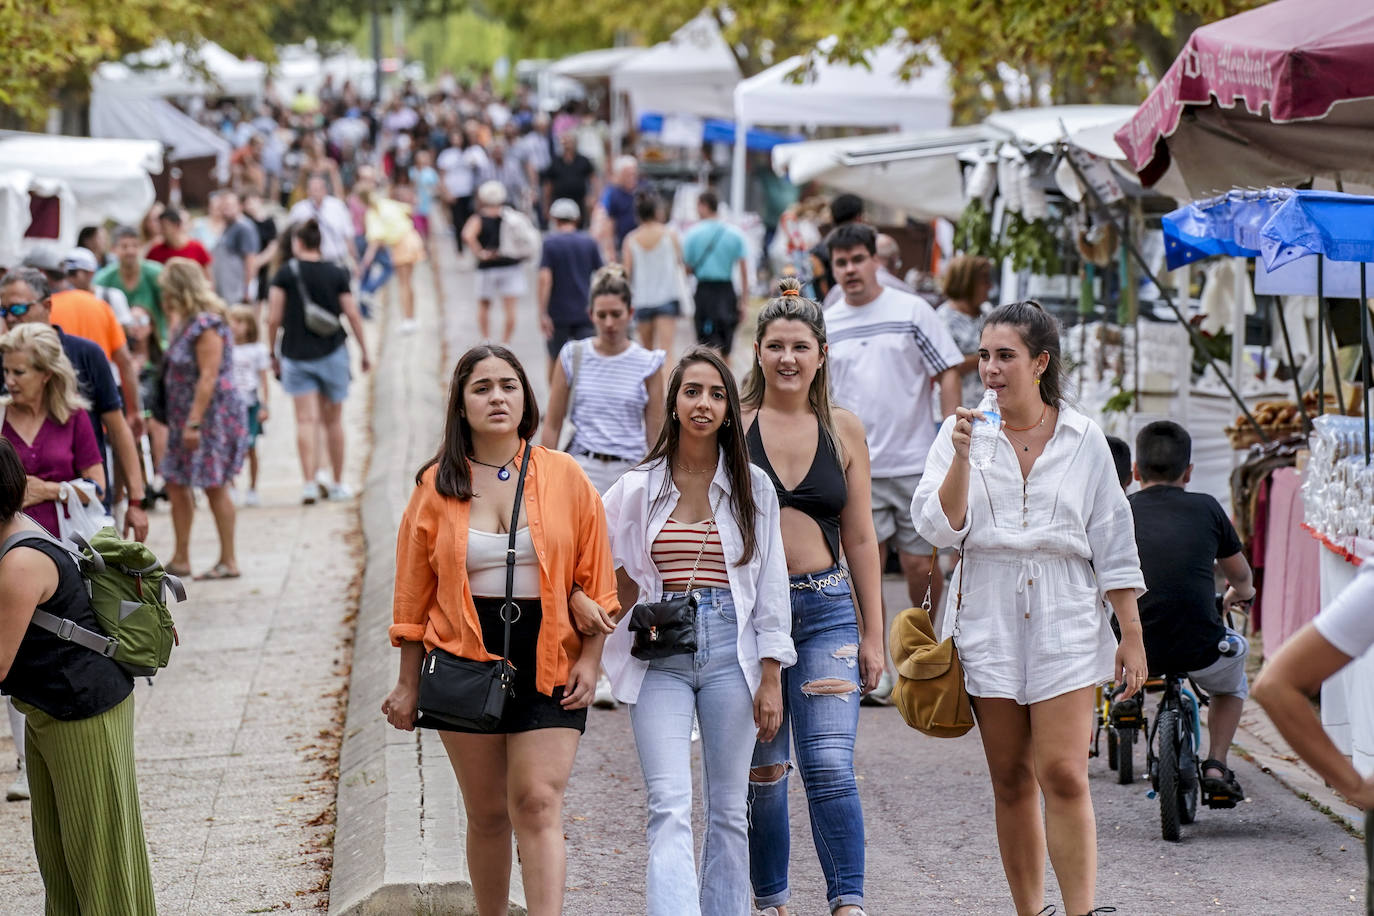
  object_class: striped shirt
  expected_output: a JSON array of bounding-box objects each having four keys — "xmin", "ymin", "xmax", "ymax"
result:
[
  {"xmin": 651, "ymin": 517, "xmax": 731, "ymax": 590},
  {"xmin": 560, "ymin": 339, "xmax": 666, "ymax": 460},
  {"xmin": 824, "ymin": 287, "xmax": 964, "ymax": 477}
]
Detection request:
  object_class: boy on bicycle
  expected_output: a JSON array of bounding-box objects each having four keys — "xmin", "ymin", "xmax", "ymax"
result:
[{"xmin": 1128, "ymin": 421, "xmax": 1256, "ymax": 801}]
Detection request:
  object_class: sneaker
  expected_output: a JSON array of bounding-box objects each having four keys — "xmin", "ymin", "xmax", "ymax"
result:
[
  {"xmin": 229, "ymin": 486, "xmax": 242, "ymax": 507},
  {"xmin": 861, "ymin": 671, "xmax": 894, "ymax": 707},
  {"xmin": 593, "ymin": 675, "xmax": 618, "ymax": 709},
  {"xmin": 243, "ymin": 489, "xmax": 260, "ymax": 507},
  {"xmin": 327, "ymin": 482, "xmax": 355, "ymax": 501},
  {"xmin": 7, "ymin": 760, "xmax": 28, "ymax": 802},
  {"xmin": 301, "ymin": 483, "xmax": 318, "ymax": 505},
  {"xmin": 400, "ymin": 318, "xmax": 418, "ymax": 335}
]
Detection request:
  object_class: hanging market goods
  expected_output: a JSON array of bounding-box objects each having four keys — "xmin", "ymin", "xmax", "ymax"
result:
[
  {"xmin": 1302, "ymin": 415, "xmax": 1374, "ymax": 550},
  {"xmin": 1000, "ymin": 213, "xmax": 1062, "ymax": 275},
  {"xmin": 1226, "ymin": 400, "xmax": 1306, "ymax": 449},
  {"xmin": 955, "ymin": 200, "xmax": 995, "ymax": 259},
  {"xmin": 1115, "ymin": 0, "xmax": 1374, "ymax": 197}
]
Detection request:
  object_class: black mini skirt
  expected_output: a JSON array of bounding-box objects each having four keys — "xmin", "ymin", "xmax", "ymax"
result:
[{"xmin": 423, "ymin": 596, "xmax": 588, "ymax": 735}]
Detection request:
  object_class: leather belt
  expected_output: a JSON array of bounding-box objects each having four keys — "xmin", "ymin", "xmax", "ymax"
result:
[{"xmin": 577, "ymin": 449, "xmax": 633, "ymax": 463}]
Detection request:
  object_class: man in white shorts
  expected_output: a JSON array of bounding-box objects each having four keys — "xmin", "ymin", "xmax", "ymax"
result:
[{"xmin": 823, "ymin": 222, "xmax": 962, "ymax": 700}]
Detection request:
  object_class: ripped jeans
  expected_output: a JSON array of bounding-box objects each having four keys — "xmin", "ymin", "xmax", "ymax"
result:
[{"xmin": 747, "ymin": 566, "xmax": 864, "ymax": 912}]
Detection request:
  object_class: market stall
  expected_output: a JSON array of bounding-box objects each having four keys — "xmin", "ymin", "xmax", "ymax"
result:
[
  {"xmin": 610, "ymin": 13, "xmax": 740, "ymax": 121},
  {"xmin": 89, "ymin": 92, "xmax": 232, "ymax": 203},
  {"xmin": 91, "ymin": 40, "xmax": 267, "ymax": 101},
  {"xmin": 728, "ymin": 40, "xmax": 953, "ymax": 214},
  {"xmin": 1114, "ymin": 0, "xmax": 1374, "ymax": 199},
  {"xmin": 0, "ymin": 133, "xmax": 161, "ymax": 233}
]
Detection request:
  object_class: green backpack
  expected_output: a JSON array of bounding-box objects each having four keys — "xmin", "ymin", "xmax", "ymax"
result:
[{"xmin": 0, "ymin": 526, "xmax": 185, "ymax": 677}]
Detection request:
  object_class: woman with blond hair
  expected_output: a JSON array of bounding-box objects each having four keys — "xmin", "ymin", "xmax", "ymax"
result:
[
  {"xmin": 157, "ymin": 258, "xmax": 248, "ymax": 580},
  {"xmin": 740, "ymin": 279, "xmax": 883, "ymax": 916},
  {"xmin": 0, "ymin": 323, "xmax": 104, "ymax": 539},
  {"xmin": 357, "ymin": 183, "xmax": 426, "ymax": 334}
]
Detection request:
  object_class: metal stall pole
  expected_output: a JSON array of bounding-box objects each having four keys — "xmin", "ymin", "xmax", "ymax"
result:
[
  {"xmin": 1363, "ymin": 264, "xmax": 1371, "ymax": 463},
  {"xmin": 1272, "ymin": 294, "xmax": 1313, "ymax": 432},
  {"xmin": 1317, "ymin": 254, "xmax": 1326, "ymax": 415}
]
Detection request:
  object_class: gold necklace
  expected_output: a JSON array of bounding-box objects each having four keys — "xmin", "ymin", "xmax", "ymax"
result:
[{"xmin": 674, "ymin": 462, "xmax": 715, "ymax": 475}]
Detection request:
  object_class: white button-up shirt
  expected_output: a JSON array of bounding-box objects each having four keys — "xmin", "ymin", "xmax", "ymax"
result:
[{"xmin": 601, "ymin": 456, "xmax": 796, "ymax": 704}]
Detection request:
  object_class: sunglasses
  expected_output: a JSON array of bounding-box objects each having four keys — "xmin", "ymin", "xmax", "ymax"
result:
[{"xmin": 1, "ymin": 302, "xmax": 37, "ymax": 319}]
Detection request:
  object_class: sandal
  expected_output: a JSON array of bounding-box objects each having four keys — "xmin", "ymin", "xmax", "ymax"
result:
[
  {"xmin": 196, "ymin": 563, "xmax": 240, "ymax": 581},
  {"xmin": 1201, "ymin": 758, "xmax": 1244, "ymax": 801},
  {"xmin": 165, "ymin": 563, "xmax": 191, "ymax": 578}
]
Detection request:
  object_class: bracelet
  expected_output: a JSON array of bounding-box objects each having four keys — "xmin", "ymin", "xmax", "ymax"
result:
[{"xmin": 188, "ymin": 421, "xmax": 202, "ymax": 430}]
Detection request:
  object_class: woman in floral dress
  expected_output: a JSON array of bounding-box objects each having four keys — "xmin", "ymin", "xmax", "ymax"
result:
[{"xmin": 158, "ymin": 258, "xmax": 248, "ymax": 580}]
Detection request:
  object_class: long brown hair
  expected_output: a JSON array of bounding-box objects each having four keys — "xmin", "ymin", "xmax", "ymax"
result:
[
  {"xmin": 416, "ymin": 345, "xmax": 541, "ymax": 499},
  {"xmin": 741, "ymin": 276, "xmax": 844, "ymax": 466},
  {"xmin": 643, "ymin": 346, "xmax": 757, "ymax": 565},
  {"xmin": 982, "ymin": 299, "xmax": 1064, "ymax": 408}
]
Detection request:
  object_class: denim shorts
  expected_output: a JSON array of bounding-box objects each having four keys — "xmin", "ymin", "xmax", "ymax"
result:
[
  {"xmin": 636, "ymin": 300, "xmax": 681, "ymax": 321},
  {"xmin": 280, "ymin": 346, "xmax": 351, "ymax": 404}
]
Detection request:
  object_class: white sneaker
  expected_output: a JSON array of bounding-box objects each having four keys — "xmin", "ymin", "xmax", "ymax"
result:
[
  {"xmin": 327, "ymin": 482, "xmax": 355, "ymax": 501},
  {"xmin": 229, "ymin": 486, "xmax": 242, "ymax": 507},
  {"xmin": 243, "ymin": 489, "xmax": 260, "ymax": 507},
  {"xmin": 862, "ymin": 671, "xmax": 894, "ymax": 707},
  {"xmin": 400, "ymin": 318, "xmax": 418, "ymax": 335},
  {"xmin": 593, "ymin": 676, "xmax": 618, "ymax": 709},
  {"xmin": 7, "ymin": 760, "xmax": 28, "ymax": 802},
  {"xmin": 301, "ymin": 483, "xmax": 318, "ymax": 505}
]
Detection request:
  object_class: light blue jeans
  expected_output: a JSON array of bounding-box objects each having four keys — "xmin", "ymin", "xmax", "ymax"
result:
[
  {"xmin": 630, "ymin": 587, "xmax": 756, "ymax": 916},
  {"xmin": 748, "ymin": 566, "xmax": 865, "ymax": 912}
]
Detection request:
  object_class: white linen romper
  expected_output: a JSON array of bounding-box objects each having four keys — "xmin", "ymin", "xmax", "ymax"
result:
[{"xmin": 911, "ymin": 405, "xmax": 1146, "ymax": 705}]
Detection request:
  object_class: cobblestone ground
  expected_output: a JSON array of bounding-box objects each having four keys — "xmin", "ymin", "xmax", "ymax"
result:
[{"xmin": 0, "ymin": 305, "xmax": 378, "ymax": 913}]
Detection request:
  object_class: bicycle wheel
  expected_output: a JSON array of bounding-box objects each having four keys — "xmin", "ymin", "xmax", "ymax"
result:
[
  {"xmin": 1179, "ymin": 707, "xmax": 1200, "ymax": 825},
  {"xmin": 1157, "ymin": 707, "xmax": 1182, "ymax": 841},
  {"xmin": 1115, "ymin": 727, "xmax": 1134, "ymax": 784},
  {"xmin": 1107, "ymin": 726, "xmax": 1119, "ymax": 771}
]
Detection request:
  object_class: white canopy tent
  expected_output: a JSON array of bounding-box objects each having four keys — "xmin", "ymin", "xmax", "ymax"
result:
[
  {"xmin": 551, "ymin": 47, "xmax": 643, "ymax": 81},
  {"xmin": 90, "ymin": 93, "xmax": 231, "ymax": 181},
  {"xmin": 983, "ymin": 104, "xmax": 1138, "ymax": 154},
  {"xmin": 0, "ymin": 170, "xmax": 80, "ymax": 267},
  {"xmin": 770, "ymin": 125, "xmax": 990, "ymax": 221},
  {"xmin": 91, "ymin": 41, "xmax": 267, "ymax": 99},
  {"xmin": 611, "ymin": 13, "xmax": 740, "ymax": 121},
  {"xmin": 0, "ymin": 133, "xmax": 161, "ymax": 229},
  {"xmin": 273, "ymin": 45, "xmax": 379, "ymax": 99},
  {"xmin": 730, "ymin": 41, "xmax": 954, "ymax": 213}
]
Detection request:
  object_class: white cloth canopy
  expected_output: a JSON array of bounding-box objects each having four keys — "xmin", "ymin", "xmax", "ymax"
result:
[
  {"xmin": 0, "ymin": 133, "xmax": 160, "ymax": 228},
  {"xmin": 611, "ymin": 13, "xmax": 740, "ymax": 120},
  {"xmin": 984, "ymin": 105, "xmax": 1137, "ymax": 154},
  {"xmin": 730, "ymin": 41, "xmax": 953, "ymax": 213},
  {"xmin": 770, "ymin": 126, "xmax": 989, "ymax": 221},
  {"xmin": 550, "ymin": 47, "xmax": 643, "ymax": 81},
  {"xmin": 736, "ymin": 42, "xmax": 952, "ymax": 132},
  {"xmin": 90, "ymin": 93, "xmax": 231, "ymax": 181},
  {"xmin": 0, "ymin": 170, "xmax": 80, "ymax": 267},
  {"xmin": 92, "ymin": 40, "xmax": 266, "ymax": 99}
]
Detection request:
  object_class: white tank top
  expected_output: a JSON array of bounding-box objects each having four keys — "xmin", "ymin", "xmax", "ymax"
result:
[
  {"xmin": 628, "ymin": 232, "xmax": 681, "ymax": 308},
  {"xmin": 466, "ymin": 528, "xmax": 542, "ymax": 598}
]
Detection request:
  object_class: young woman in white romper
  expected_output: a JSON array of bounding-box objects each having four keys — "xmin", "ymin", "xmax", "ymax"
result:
[{"xmin": 911, "ymin": 300, "xmax": 1148, "ymax": 916}]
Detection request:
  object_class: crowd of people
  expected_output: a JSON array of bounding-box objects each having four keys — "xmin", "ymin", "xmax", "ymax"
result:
[{"xmin": 0, "ymin": 75, "xmax": 1369, "ymax": 916}]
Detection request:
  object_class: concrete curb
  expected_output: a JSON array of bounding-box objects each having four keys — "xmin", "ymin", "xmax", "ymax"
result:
[{"xmin": 329, "ymin": 277, "xmax": 527, "ymax": 914}]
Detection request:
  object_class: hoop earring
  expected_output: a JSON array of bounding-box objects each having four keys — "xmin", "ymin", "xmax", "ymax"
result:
[
  {"xmin": 672, "ymin": 410, "xmax": 678, "ymax": 420},
  {"xmin": 724, "ymin": 418, "xmax": 732, "ymax": 428}
]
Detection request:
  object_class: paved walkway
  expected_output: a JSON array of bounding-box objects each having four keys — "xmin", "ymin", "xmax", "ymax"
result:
[{"xmin": 0, "ymin": 308, "xmax": 379, "ymax": 912}]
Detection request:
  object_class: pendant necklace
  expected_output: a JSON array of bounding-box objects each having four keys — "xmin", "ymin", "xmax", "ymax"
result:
[
  {"xmin": 471, "ymin": 449, "xmax": 519, "ymax": 481},
  {"xmin": 1003, "ymin": 403, "xmax": 1049, "ymax": 452}
]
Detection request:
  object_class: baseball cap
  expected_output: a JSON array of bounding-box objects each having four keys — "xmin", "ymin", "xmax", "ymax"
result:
[
  {"xmin": 549, "ymin": 198, "xmax": 581, "ymax": 222},
  {"xmin": 63, "ymin": 247, "xmax": 100, "ymax": 274},
  {"xmin": 22, "ymin": 247, "xmax": 64, "ymax": 273}
]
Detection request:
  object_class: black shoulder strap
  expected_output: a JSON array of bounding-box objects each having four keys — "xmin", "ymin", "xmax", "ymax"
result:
[{"xmin": 499, "ymin": 442, "xmax": 534, "ymax": 664}]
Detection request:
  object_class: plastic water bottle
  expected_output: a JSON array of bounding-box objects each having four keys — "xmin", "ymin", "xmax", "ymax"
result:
[
  {"xmin": 969, "ymin": 389, "xmax": 1001, "ymax": 470},
  {"xmin": 1217, "ymin": 632, "xmax": 1246, "ymax": 658}
]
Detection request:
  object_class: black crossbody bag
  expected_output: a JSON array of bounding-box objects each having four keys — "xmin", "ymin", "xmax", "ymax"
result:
[
  {"xmin": 628, "ymin": 494, "xmax": 721, "ymax": 660},
  {"xmin": 416, "ymin": 443, "xmax": 531, "ymax": 730}
]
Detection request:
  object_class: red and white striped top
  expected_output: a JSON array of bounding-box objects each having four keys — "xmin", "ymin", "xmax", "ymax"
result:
[{"xmin": 651, "ymin": 517, "xmax": 731, "ymax": 590}]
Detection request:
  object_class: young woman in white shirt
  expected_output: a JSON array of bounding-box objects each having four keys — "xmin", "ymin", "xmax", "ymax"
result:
[
  {"xmin": 911, "ymin": 300, "xmax": 1148, "ymax": 916},
  {"xmin": 541, "ymin": 266, "xmax": 666, "ymax": 495},
  {"xmin": 739, "ymin": 279, "xmax": 883, "ymax": 916},
  {"xmin": 599, "ymin": 346, "xmax": 795, "ymax": 916}
]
